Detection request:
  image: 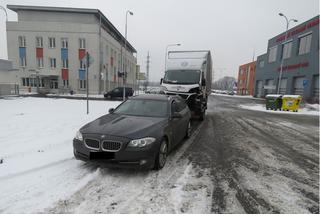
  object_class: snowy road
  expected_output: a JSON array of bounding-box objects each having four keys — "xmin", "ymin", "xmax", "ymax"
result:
[
  {"xmin": 187, "ymin": 95, "xmax": 319, "ymax": 214},
  {"xmin": 0, "ymin": 96, "xmax": 319, "ymax": 214}
]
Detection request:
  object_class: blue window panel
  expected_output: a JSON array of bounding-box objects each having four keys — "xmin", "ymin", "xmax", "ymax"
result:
[
  {"xmin": 61, "ymin": 48, "xmax": 68, "ymax": 60},
  {"xmin": 19, "ymin": 47, "xmax": 26, "ymax": 58},
  {"xmin": 79, "ymin": 69, "xmax": 86, "ymax": 80}
]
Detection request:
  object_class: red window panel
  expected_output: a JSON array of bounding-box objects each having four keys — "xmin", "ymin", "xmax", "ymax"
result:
[
  {"xmin": 62, "ymin": 69, "xmax": 69, "ymax": 80},
  {"xmin": 79, "ymin": 49, "xmax": 86, "ymax": 59},
  {"xmin": 36, "ymin": 48, "xmax": 43, "ymax": 58}
]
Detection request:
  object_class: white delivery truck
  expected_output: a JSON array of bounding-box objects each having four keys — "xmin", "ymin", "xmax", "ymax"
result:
[{"xmin": 160, "ymin": 50, "xmax": 212, "ymax": 120}]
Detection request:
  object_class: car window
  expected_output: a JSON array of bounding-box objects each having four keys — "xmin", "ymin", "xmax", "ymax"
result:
[
  {"xmin": 114, "ymin": 99, "xmax": 168, "ymax": 117},
  {"xmin": 114, "ymin": 88, "xmax": 119, "ymax": 92}
]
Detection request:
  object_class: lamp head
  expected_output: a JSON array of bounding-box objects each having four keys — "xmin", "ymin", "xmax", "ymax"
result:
[
  {"xmin": 279, "ymin": 13, "xmax": 284, "ymax": 16},
  {"xmin": 293, "ymin": 19, "xmax": 298, "ymax": 22},
  {"xmin": 129, "ymin": 11, "xmax": 133, "ymax": 15}
]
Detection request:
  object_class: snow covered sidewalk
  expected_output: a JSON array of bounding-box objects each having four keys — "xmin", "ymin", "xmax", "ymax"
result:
[
  {"xmin": 0, "ymin": 97, "xmax": 121, "ymax": 213},
  {"xmin": 239, "ymin": 103, "xmax": 319, "ymax": 116}
]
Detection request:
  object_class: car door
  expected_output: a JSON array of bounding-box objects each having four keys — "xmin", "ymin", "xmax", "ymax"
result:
[
  {"xmin": 169, "ymin": 100, "xmax": 181, "ymax": 146},
  {"xmin": 174, "ymin": 97, "xmax": 189, "ymax": 142},
  {"xmin": 116, "ymin": 87, "xmax": 124, "ymax": 97}
]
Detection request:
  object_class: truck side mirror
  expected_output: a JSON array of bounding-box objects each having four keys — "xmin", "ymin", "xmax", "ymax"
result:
[
  {"xmin": 201, "ymin": 79, "xmax": 206, "ymax": 86},
  {"xmin": 160, "ymin": 78, "xmax": 163, "ymax": 84}
]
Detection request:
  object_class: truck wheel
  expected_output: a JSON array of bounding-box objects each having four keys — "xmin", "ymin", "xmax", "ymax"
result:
[
  {"xmin": 199, "ymin": 111, "xmax": 205, "ymax": 121},
  {"xmin": 185, "ymin": 121, "xmax": 192, "ymax": 139}
]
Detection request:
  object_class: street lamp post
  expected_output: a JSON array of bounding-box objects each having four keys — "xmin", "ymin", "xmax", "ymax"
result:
[
  {"xmin": 164, "ymin": 43, "xmax": 181, "ymax": 72},
  {"xmin": 277, "ymin": 13, "xmax": 298, "ymax": 94},
  {"xmin": 0, "ymin": 6, "xmax": 8, "ymax": 22},
  {"xmin": 123, "ymin": 10, "xmax": 133, "ymax": 101}
]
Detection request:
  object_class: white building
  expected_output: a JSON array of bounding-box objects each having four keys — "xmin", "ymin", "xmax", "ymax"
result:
[
  {"xmin": 6, "ymin": 5, "xmax": 137, "ymax": 94},
  {"xmin": 0, "ymin": 59, "xmax": 20, "ymax": 95}
]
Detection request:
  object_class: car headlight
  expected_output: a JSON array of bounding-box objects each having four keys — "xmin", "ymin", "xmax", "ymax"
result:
[
  {"xmin": 75, "ymin": 130, "xmax": 83, "ymax": 141},
  {"xmin": 128, "ymin": 137, "xmax": 156, "ymax": 148},
  {"xmin": 160, "ymin": 86, "xmax": 167, "ymax": 92}
]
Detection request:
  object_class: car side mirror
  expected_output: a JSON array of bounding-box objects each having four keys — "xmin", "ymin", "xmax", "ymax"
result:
[
  {"xmin": 160, "ymin": 78, "xmax": 163, "ymax": 84},
  {"xmin": 172, "ymin": 112, "xmax": 182, "ymax": 119},
  {"xmin": 108, "ymin": 108, "xmax": 114, "ymax": 114}
]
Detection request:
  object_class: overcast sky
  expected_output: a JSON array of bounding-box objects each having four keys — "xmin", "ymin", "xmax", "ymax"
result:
[{"xmin": 0, "ymin": 0, "xmax": 318, "ymax": 81}]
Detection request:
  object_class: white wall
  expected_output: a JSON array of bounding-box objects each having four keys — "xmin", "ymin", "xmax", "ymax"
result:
[{"xmin": 6, "ymin": 9, "xmax": 137, "ymax": 94}]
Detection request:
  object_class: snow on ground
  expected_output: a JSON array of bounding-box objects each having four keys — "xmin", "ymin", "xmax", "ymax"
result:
[
  {"xmin": 170, "ymin": 164, "xmax": 212, "ymax": 214},
  {"xmin": 46, "ymin": 90, "xmax": 145, "ymax": 98},
  {"xmin": 0, "ymin": 97, "xmax": 211, "ymax": 214},
  {"xmin": 239, "ymin": 103, "xmax": 319, "ymax": 116},
  {"xmin": 0, "ymin": 97, "xmax": 121, "ymax": 213},
  {"xmin": 211, "ymin": 93, "xmax": 265, "ymax": 100},
  {"xmin": 46, "ymin": 93, "xmax": 105, "ymax": 98}
]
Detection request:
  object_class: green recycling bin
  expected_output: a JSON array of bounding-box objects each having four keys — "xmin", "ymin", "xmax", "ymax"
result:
[{"xmin": 265, "ymin": 94, "xmax": 283, "ymax": 111}]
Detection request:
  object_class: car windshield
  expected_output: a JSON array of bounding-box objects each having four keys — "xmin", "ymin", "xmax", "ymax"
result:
[
  {"xmin": 114, "ymin": 99, "xmax": 168, "ymax": 117},
  {"xmin": 163, "ymin": 70, "xmax": 200, "ymax": 84}
]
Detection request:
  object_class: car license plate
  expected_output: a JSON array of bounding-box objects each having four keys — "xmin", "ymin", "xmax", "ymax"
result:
[{"xmin": 90, "ymin": 151, "xmax": 115, "ymax": 160}]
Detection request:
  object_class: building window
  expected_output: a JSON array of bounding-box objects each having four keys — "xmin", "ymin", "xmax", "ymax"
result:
[
  {"xmin": 61, "ymin": 38, "xmax": 68, "ymax": 49},
  {"xmin": 118, "ymin": 53, "xmax": 121, "ymax": 72},
  {"xmin": 37, "ymin": 58, "xmax": 44, "ymax": 68},
  {"xmin": 49, "ymin": 37, "xmax": 56, "ymax": 48},
  {"xmin": 282, "ymin": 41, "xmax": 292, "ymax": 59},
  {"xmin": 49, "ymin": 58, "xmax": 56, "ymax": 68},
  {"xmin": 20, "ymin": 57, "xmax": 27, "ymax": 67},
  {"xmin": 62, "ymin": 59, "xmax": 68, "ymax": 68},
  {"xmin": 50, "ymin": 80, "xmax": 58, "ymax": 89},
  {"xmin": 79, "ymin": 38, "xmax": 86, "ymax": 49},
  {"xmin": 259, "ymin": 60, "xmax": 265, "ymax": 68},
  {"xmin": 80, "ymin": 59, "xmax": 86, "ymax": 69},
  {"xmin": 36, "ymin": 37, "xmax": 43, "ymax": 48},
  {"xmin": 79, "ymin": 80, "xmax": 86, "ymax": 89},
  {"xmin": 18, "ymin": 36, "xmax": 26, "ymax": 47},
  {"xmin": 105, "ymin": 45, "xmax": 109, "ymax": 59},
  {"xmin": 298, "ymin": 33, "xmax": 312, "ymax": 55},
  {"xmin": 63, "ymin": 80, "xmax": 69, "ymax": 87},
  {"xmin": 268, "ymin": 45, "xmax": 277, "ymax": 63}
]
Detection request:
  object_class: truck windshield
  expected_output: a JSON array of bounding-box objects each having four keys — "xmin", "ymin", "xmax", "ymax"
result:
[{"xmin": 163, "ymin": 70, "xmax": 200, "ymax": 84}]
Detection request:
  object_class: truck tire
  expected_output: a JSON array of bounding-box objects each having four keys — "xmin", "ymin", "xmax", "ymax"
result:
[{"xmin": 199, "ymin": 110, "xmax": 205, "ymax": 121}]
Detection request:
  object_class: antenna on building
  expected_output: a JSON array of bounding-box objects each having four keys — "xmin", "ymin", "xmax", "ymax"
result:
[{"xmin": 145, "ymin": 51, "xmax": 150, "ymax": 90}]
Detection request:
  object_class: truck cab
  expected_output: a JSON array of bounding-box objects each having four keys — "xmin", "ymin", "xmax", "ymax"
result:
[{"xmin": 160, "ymin": 51, "xmax": 212, "ymax": 120}]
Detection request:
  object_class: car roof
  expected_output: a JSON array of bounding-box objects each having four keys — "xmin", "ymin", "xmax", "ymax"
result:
[{"xmin": 131, "ymin": 94, "xmax": 178, "ymax": 101}]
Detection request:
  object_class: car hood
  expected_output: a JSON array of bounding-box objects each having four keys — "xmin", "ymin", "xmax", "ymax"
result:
[{"xmin": 80, "ymin": 113, "xmax": 167, "ymax": 139}]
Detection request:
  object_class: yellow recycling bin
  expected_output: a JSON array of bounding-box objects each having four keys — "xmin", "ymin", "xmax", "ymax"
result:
[{"xmin": 281, "ymin": 95, "xmax": 302, "ymax": 112}]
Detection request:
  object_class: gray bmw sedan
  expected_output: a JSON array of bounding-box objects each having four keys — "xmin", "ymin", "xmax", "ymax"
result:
[{"xmin": 73, "ymin": 94, "xmax": 191, "ymax": 170}]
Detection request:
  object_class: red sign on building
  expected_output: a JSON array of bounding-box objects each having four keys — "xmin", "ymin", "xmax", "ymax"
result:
[
  {"xmin": 36, "ymin": 48, "xmax": 43, "ymax": 58},
  {"xmin": 61, "ymin": 69, "xmax": 69, "ymax": 80}
]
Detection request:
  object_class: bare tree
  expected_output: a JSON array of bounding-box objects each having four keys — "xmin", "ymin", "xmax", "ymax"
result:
[{"xmin": 212, "ymin": 76, "xmax": 236, "ymax": 91}]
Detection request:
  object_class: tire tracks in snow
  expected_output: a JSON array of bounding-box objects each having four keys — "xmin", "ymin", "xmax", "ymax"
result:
[
  {"xmin": 189, "ymin": 95, "xmax": 319, "ymax": 214},
  {"xmin": 44, "ymin": 121, "xmax": 212, "ymax": 214}
]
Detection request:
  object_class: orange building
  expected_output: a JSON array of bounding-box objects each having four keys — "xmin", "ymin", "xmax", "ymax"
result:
[{"xmin": 237, "ymin": 61, "xmax": 256, "ymax": 95}]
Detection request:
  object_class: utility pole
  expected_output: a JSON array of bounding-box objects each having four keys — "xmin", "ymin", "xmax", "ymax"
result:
[
  {"xmin": 146, "ymin": 51, "xmax": 150, "ymax": 90},
  {"xmin": 86, "ymin": 52, "xmax": 90, "ymax": 114}
]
